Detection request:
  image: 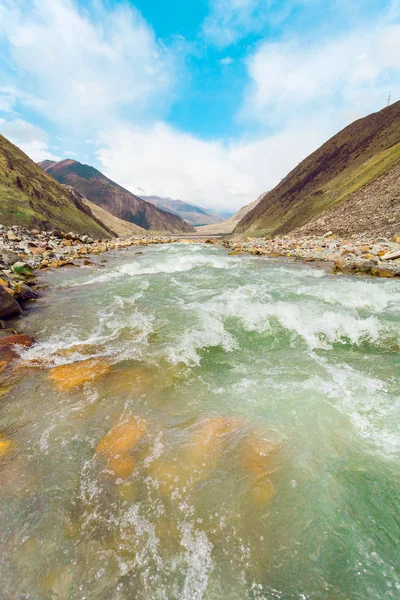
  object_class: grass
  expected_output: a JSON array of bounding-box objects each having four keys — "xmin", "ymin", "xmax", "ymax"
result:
[
  {"xmin": 236, "ymin": 100, "xmax": 400, "ymax": 236},
  {"xmin": 13, "ymin": 265, "xmax": 33, "ymax": 276},
  {"xmin": 0, "ymin": 134, "xmax": 113, "ymax": 238}
]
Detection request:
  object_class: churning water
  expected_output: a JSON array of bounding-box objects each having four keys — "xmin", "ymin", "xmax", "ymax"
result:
[{"xmin": 0, "ymin": 243, "xmax": 399, "ymax": 599}]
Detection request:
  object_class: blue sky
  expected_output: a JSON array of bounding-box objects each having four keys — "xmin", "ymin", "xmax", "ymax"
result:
[{"xmin": 0, "ymin": 0, "xmax": 400, "ymax": 212}]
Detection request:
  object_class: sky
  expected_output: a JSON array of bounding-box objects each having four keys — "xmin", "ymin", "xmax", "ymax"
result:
[{"xmin": 0, "ymin": 0, "xmax": 400, "ymax": 214}]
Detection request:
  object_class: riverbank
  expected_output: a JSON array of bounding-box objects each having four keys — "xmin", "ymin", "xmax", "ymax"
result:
[{"xmin": 224, "ymin": 233, "xmax": 400, "ymax": 277}]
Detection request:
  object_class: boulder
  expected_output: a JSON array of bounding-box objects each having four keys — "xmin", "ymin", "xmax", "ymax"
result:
[
  {"xmin": 48, "ymin": 358, "xmax": 111, "ymax": 391},
  {"xmin": 0, "ymin": 249, "xmax": 19, "ymax": 268},
  {"xmin": 0, "ymin": 286, "xmax": 22, "ymax": 320}
]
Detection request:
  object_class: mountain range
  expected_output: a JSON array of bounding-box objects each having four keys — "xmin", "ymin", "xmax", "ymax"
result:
[
  {"xmin": 39, "ymin": 160, "xmax": 193, "ymax": 234},
  {"xmin": 0, "ymin": 135, "xmax": 112, "ymax": 238},
  {"xmin": 195, "ymin": 197, "xmax": 262, "ymax": 234},
  {"xmin": 141, "ymin": 196, "xmax": 224, "ymax": 227},
  {"xmin": 1, "ymin": 101, "xmax": 399, "ymax": 240}
]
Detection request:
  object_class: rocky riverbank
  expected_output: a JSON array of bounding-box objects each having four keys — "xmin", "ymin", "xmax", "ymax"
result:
[{"xmin": 224, "ymin": 234, "xmax": 400, "ymax": 278}]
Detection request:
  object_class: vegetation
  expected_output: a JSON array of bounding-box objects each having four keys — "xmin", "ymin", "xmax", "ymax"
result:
[
  {"xmin": 236, "ymin": 101, "xmax": 400, "ymax": 236},
  {"xmin": 0, "ymin": 135, "xmax": 113, "ymax": 237}
]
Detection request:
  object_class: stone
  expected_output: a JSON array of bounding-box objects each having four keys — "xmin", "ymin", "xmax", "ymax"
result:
[
  {"xmin": 0, "ymin": 285, "xmax": 22, "ymax": 320},
  {"xmin": 0, "ymin": 436, "xmax": 13, "ymax": 456},
  {"xmin": 241, "ymin": 435, "xmax": 281, "ymax": 480},
  {"xmin": 371, "ymin": 267, "xmax": 396, "ymax": 278},
  {"xmin": 13, "ymin": 283, "xmax": 38, "ymax": 302},
  {"xmin": 0, "ymin": 249, "xmax": 19, "ymax": 268},
  {"xmin": 0, "ymin": 334, "xmax": 34, "ymax": 349},
  {"xmin": 96, "ymin": 416, "xmax": 147, "ymax": 457},
  {"xmin": 48, "ymin": 358, "xmax": 111, "ymax": 391},
  {"xmin": 29, "ymin": 246, "xmax": 46, "ymax": 256}
]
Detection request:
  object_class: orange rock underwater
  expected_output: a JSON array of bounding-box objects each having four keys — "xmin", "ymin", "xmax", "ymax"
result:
[{"xmin": 48, "ymin": 358, "xmax": 111, "ymax": 391}]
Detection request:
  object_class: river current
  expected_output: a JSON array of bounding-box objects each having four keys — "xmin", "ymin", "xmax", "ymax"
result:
[{"xmin": 0, "ymin": 242, "xmax": 399, "ymax": 599}]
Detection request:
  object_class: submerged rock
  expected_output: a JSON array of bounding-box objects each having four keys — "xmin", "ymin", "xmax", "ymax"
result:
[
  {"xmin": 48, "ymin": 358, "xmax": 111, "ymax": 391},
  {"xmin": 96, "ymin": 416, "xmax": 147, "ymax": 481}
]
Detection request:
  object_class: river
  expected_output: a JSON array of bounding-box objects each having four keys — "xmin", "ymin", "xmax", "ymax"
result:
[{"xmin": 0, "ymin": 242, "xmax": 399, "ymax": 599}]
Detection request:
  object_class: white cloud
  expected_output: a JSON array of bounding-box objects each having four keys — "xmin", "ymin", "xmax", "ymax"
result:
[
  {"xmin": 0, "ymin": 0, "xmax": 176, "ymax": 131},
  {"xmin": 220, "ymin": 57, "xmax": 235, "ymax": 65},
  {"xmin": 96, "ymin": 7, "xmax": 400, "ymax": 213},
  {"xmin": 96, "ymin": 119, "xmax": 330, "ymax": 212},
  {"xmin": 243, "ymin": 21, "xmax": 400, "ymax": 128},
  {"xmin": 0, "ymin": 118, "xmax": 60, "ymax": 161},
  {"xmin": 203, "ymin": 0, "xmax": 302, "ymax": 48}
]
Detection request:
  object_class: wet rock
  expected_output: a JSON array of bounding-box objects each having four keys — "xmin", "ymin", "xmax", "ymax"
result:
[
  {"xmin": 0, "ymin": 285, "xmax": 22, "ymax": 319},
  {"xmin": 96, "ymin": 416, "xmax": 147, "ymax": 481},
  {"xmin": 371, "ymin": 267, "xmax": 396, "ymax": 278},
  {"xmin": 0, "ymin": 334, "xmax": 34, "ymax": 364},
  {"xmin": 96, "ymin": 416, "xmax": 147, "ymax": 457},
  {"xmin": 0, "ymin": 435, "xmax": 13, "ymax": 456},
  {"xmin": 48, "ymin": 358, "xmax": 111, "ymax": 391},
  {"xmin": 13, "ymin": 283, "xmax": 39, "ymax": 302}
]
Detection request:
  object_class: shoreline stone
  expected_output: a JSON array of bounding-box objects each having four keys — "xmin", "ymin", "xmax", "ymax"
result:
[{"xmin": 223, "ymin": 234, "xmax": 400, "ymax": 278}]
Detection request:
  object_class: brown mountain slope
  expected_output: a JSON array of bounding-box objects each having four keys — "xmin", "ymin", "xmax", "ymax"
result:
[
  {"xmin": 236, "ymin": 101, "xmax": 400, "ymax": 237},
  {"xmin": 63, "ymin": 184, "xmax": 147, "ymax": 237},
  {"xmin": 196, "ymin": 196, "xmax": 262, "ymax": 234},
  {"xmin": 39, "ymin": 160, "xmax": 194, "ymax": 234},
  {"xmin": 0, "ymin": 135, "xmax": 113, "ymax": 238}
]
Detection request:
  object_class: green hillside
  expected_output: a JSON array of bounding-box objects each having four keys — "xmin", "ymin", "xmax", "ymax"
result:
[
  {"xmin": 0, "ymin": 134, "xmax": 113, "ymax": 238},
  {"xmin": 236, "ymin": 101, "xmax": 400, "ymax": 236}
]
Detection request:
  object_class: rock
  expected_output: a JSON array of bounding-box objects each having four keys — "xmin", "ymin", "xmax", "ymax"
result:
[
  {"xmin": 323, "ymin": 231, "xmax": 333, "ymax": 237},
  {"xmin": 0, "ymin": 334, "xmax": 34, "ymax": 349},
  {"xmin": 355, "ymin": 260, "xmax": 377, "ymax": 274},
  {"xmin": 13, "ymin": 283, "xmax": 38, "ymax": 302},
  {"xmin": 0, "ymin": 436, "xmax": 13, "ymax": 456},
  {"xmin": 0, "ymin": 249, "xmax": 19, "ymax": 268},
  {"xmin": 371, "ymin": 267, "xmax": 396, "ymax": 278},
  {"xmin": 29, "ymin": 247, "xmax": 46, "ymax": 256},
  {"xmin": 96, "ymin": 416, "xmax": 147, "ymax": 481},
  {"xmin": 96, "ymin": 416, "xmax": 147, "ymax": 457},
  {"xmin": 48, "ymin": 358, "xmax": 111, "ymax": 391},
  {"xmin": 0, "ymin": 334, "xmax": 34, "ymax": 363},
  {"xmin": 0, "ymin": 286, "xmax": 22, "ymax": 319}
]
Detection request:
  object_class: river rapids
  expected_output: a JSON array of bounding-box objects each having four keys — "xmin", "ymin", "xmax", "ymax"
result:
[{"xmin": 0, "ymin": 243, "xmax": 399, "ymax": 599}]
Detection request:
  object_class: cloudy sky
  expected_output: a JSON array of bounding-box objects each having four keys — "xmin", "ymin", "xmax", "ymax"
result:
[{"xmin": 1, "ymin": 0, "xmax": 399, "ymax": 213}]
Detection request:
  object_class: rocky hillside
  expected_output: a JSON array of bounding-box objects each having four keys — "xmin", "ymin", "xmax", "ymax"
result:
[
  {"xmin": 0, "ymin": 135, "xmax": 113, "ymax": 238},
  {"xmin": 39, "ymin": 160, "xmax": 194, "ymax": 234},
  {"xmin": 142, "ymin": 195, "xmax": 224, "ymax": 227},
  {"xmin": 196, "ymin": 196, "xmax": 261, "ymax": 234},
  {"xmin": 236, "ymin": 101, "xmax": 400, "ymax": 237}
]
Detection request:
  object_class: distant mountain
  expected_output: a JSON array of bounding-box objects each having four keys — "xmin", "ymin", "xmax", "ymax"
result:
[
  {"xmin": 141, "ymin": 196, "xmax": 224, "ymax": 227},
  {"xmin": 39, "ymin": 160, "xmax": 194, "ymax": 234},
  {"xmin": 236, "ymin": 101, "xmax": 400, "ymax": 238},
  {"xmin": 0, "ymin": 135, "xmax": 113, "ymax": 237},
  {"xmin": 195, "ymin": 197, "xmax": 262, "ymax": 234}
]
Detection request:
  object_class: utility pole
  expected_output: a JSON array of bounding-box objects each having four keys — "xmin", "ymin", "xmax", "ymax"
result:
[{"xmin": 387, "ymin": 93, "xmax": 391, "ymax": 106}]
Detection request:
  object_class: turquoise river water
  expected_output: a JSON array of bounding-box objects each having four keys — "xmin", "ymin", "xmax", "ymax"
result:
[{"xmin": 0, "ymin": 242, "xmax": 399, "ymax": 599}]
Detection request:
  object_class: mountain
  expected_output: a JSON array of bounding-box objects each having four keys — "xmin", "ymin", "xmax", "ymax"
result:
[
  {"xmin": 195, "ymin": 197, "xmax": 262, "ymax": 234},
  {"xmin": 64, "ymin": 185, "xmax": 147, "ymax": 237},
  {"xmin": 0, "ymin": 135, "xmax": 113, "ymax": 238},
  {"xmin": 236, "ymin": 101, "xmax": 400, "ymax": 238},
  {"xmin": 141, "ymin": 196, "xmax": 224, "ymax": 227},
  {"xmin": 39, "ymin": 160, "xmax": 194, "ymax": 234}
]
